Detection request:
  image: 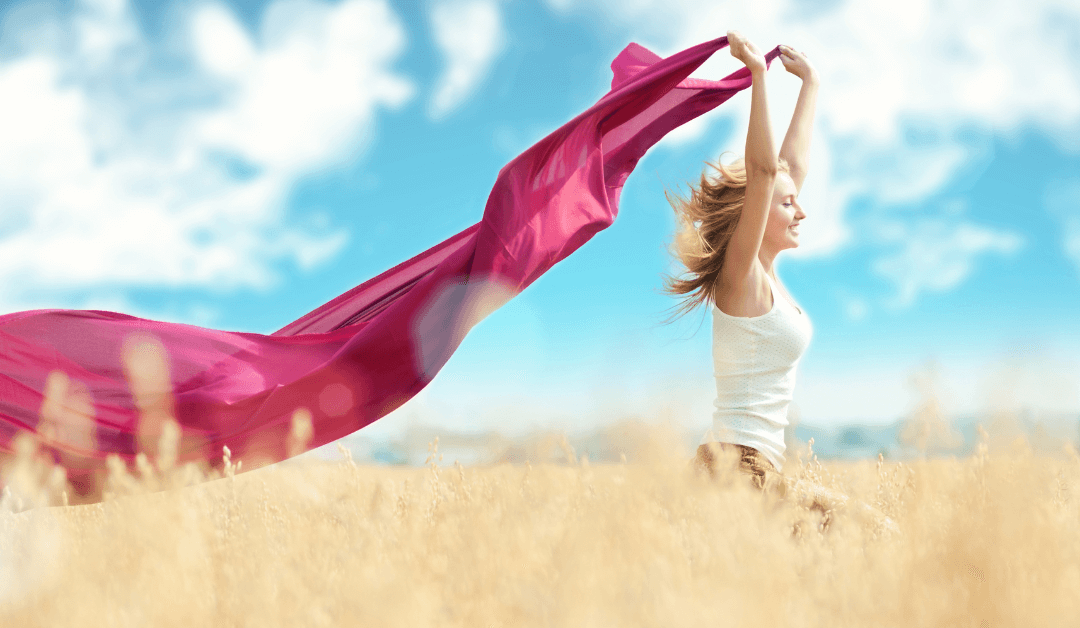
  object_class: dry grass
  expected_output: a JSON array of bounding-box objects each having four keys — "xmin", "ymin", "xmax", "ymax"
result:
[
  {"xmin": 2, "ymin": 341, "xmax": 1077, "ymax": 626},
  {"xmin": 1, "ymin": 425, "xmax": 1079, "ymax": 627}
]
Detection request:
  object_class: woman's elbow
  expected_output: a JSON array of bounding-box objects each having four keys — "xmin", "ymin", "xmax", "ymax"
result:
[{"xmin": 746, "ymin": 161, "xmax": 779, "ymax": 177}]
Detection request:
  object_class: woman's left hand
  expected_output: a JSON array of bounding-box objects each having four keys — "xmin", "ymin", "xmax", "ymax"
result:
[{"xmin": 779, "ymin": 45, "xmax": 818, "ymax": 83}]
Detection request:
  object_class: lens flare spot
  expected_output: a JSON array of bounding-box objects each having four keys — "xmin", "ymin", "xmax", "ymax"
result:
[
  {"xmin": 319, "ymin": 383, "xmax": 354, "ymax": 418},
  {"xmin": 411, "ymin": 273, "xmax": 518, "ymax": 382}
]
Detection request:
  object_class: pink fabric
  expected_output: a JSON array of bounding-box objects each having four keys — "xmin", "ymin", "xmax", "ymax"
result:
[{"xmin": 0, "ymin": 37, "xmax": 780, "ymax": 493}]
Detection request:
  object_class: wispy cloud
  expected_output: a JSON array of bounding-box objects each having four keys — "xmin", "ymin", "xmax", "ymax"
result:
[
  {"xmin": 0, "ymin": 0, "xmax": 412, "ymax": 309},
  {"xmin": 841, "ymin": 294, "xmax": 868, "ymax": 322},
  {"xmin": 428, "ymin": 0, "xmax": 505, "ymax": 120},
  {"xmin": 871, "ymin": 214, "xmax": 1023, "ymax": 308},
  {"xmin": 1043, "ymin": 177, "xmax": 1080, "ymax": 278}
]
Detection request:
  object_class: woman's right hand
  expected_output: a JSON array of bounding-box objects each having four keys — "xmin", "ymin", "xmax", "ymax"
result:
[{"xmin": 727, "ymin": 30, "xmax": 767, "ymax": 74}]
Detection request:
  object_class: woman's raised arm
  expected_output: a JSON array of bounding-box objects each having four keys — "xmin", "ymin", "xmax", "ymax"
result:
[
  {"xmin": 778, "ymin": 45, "xmax": 819, "ymax": 194},
  {"xmin": 723, "ymin": 31, "xmax": 777, "ymax": 280}
]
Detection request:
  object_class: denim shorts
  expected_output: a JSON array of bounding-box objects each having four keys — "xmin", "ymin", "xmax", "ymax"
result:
[{"xmin": 693, "ymin": 441, "xmax": 787, "ymax": 497}]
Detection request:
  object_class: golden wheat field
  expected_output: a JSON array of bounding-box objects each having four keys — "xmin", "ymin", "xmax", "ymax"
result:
[{"xmin": 1, "ymin": 418, "xmax": 1078, "ymax": 628}]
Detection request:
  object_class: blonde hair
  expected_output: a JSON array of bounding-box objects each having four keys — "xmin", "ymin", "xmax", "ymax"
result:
[{"xmin": 659, "ymin": 152, "xmax": 790, "ymax": 325}]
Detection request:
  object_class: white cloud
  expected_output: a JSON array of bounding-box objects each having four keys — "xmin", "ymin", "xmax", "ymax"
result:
[
  {"xmin": 1042, "ymin": 177, "xmax": 1080, "ymax": 278},
  {"xmin": 843, "ymin": 296, "xmax": 867, "ymax": 322},
  {"xmin": 871, "ymin": 216, "xmax": 1023, "ymax": 308},
  {"xmin": 0, "ymin": 0, "xmax": 411, "ymax": 311},
  {"xmin": 73, "ymin": 0, "xmax": 141, "ymax": 64},
  {"xmin": 781, "ymin": 134, "xmax": 852, "ymax": 259},
  {"xmin": 194, "ymin": 0, "xmax": 414, "ymax": 174},
  {"xmin": 544, "ymin": 0, "xmax": 1080, "ymax": 260},
  {"xmin": 1066, "ymin": 228, "xmax": 1080, "ymax": 275},
  {"xmin": 189, "ymin": 3, "xmax": 256, "ymax": 77},
  {"xmin": 428, "ymin": 0, "xmax": 504, "ymax": 120}
]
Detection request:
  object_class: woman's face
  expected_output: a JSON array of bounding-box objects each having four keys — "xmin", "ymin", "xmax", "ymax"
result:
[{"xmin": 765, "ymin": 172, "xmax": 806, "ymax": 251}]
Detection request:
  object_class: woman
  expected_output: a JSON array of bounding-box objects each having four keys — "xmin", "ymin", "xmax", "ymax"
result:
[
  {"xmin": 671, "ymin": 36, "xmax": 896, "ymax": 535},
  {"xmin": 667, "ymin": 31, "xmax": 818, "ymax": 495}
]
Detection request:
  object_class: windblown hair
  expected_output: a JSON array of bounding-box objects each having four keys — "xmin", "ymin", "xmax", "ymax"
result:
[{"xmin": 659, "ymin": 152, "xmax": 790, "ymax": 325}]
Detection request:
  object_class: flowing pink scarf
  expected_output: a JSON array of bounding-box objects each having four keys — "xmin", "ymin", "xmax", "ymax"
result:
[{"xmin": 0, "ymin": 37, "xmax": 780, "ymax": 495}]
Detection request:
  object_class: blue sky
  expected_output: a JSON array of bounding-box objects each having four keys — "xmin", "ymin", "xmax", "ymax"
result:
[{"xmin": 0, "ymin": 0, "xmax": 1078, "ymax": 443}]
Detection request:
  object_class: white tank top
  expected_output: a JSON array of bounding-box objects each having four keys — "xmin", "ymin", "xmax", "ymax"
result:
[{"xmin": 701, "ymin": 271, "xmax": 812, "ymax": 472}]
